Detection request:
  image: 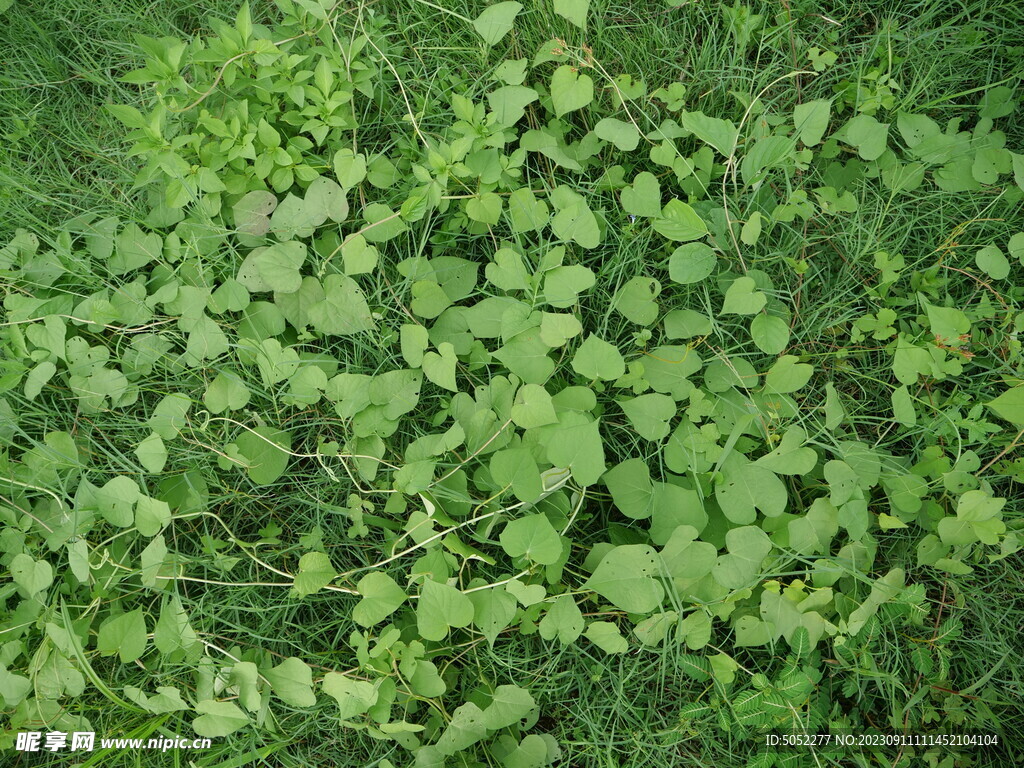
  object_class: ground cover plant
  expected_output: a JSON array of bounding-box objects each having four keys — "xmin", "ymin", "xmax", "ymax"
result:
[{"xmin": 2, "ymin": 0, "xmax": 1024, "ymax": 766}]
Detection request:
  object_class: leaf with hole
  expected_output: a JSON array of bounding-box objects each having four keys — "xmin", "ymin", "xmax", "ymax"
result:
[{"xmin": 584, "ymin": 544, "xmax": 665, "ymax": 613}]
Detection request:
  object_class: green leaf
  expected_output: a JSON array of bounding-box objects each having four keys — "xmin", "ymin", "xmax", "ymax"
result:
[
  {"xmin": 511, "ymin": 383, "xmax": 558, "ymax": 428},
  {"xmin": 473, "ymin": 2, "xmax": 523, "ymax": 46},
  {"xmin": 500, "ymin": 514, "xmax": 562, "ymax": 565},
  {"xmin": 938, "ymin": 490, "xmax": 1005, "ymax": 546},
  {"xmin": 653, "ymin": 199, "xmax": 709, "ymax": 241},
  {"xmin": 603, "ymin": 459, "xmax": 654, "ymax": 519},
  {"xmin": 1008, "ymin": 232, "xmax": 1024, "ymax": 264},
  {"xmin": 619, "ymin": 393, "xmax": 675, "ymax": 440},
  {"xmin": 550, "ymin": 65, "xmax": 594, "ymax": 117},
  {"xmin": 620, "ymin": 172, "xmax": 662, "ymax": 217},
  {"xmin": 712, "ymin": 526, "xmax": 772, "ymax": 589},
  {"xmin": 193, "ymin": 700, "xmax": 250, "ymax": 737},
  {"xmin": 544, "ymin": 265, "xmax": 595, "ymax": 307},
  {"xmin": 595, "ymin": 117, "xmax": 639, "ymax": 150},
  {"xmin": 584, "ymin": 544, "xmax": 665, "ymax": 613},
  {"xmin": 204, "ymin": 371, "xmax": 251, "ymax": 414},
  {"xmin": 417, "ymin": 579, "xmax": 475, "ymax": 641},
  {"xmin": 612, "ymin": 277, "xmax": 661, "ymax": 325},
  {"xmin": 679, "ymin": 110, "xmax": 737, "ymax": 156},
  {"xmin": 334, "ymin": 149, "xmax": 367, "ymax": 190},
  {"xmin": 793, "ymin": 99, "xmax": 831, "ymax": 146},
  {"xmin": 891, "ymin": 385, "xmax": 917, "ymax": 427},
  {"xmin": 538, "ymin": 594, "xmax": 584, "ymax": 644},
  {"xmin": 764, "ymin": 355, "xmax": 814, "ymax": 394},
  {"xmin": 436, "ymin": 702, "xmax": 488, "ymax": 755},
  {"xmin": 839, "ymin": 115, "xmax": 889, "ymax": 161},
  {"xmin": 669, "ymin": 242, "xmax": 717, "ymax": 283},
  {"xmin": 96, "ymin": 476, "xmax": 141, "ymax": 528},
  {"xmin": 269, "ymin": 193, "xmax": 319, "ymax": 240},
  {"xmin": 467, "ymin": 192, "xmax": 503, "ymax": 225},
  {"xmin": 483, "ymin": 685, "xmax": 537, "ymax": 730},
  {"xmin": 664, "ymin": 309, "xmax": 712, "ymax": 339},
  {"xmin": 422, "ymin": 342, "xmax": 458, "ymax": 392},
  {"xmin": 233, "ymin": 191, "xmax": 277, "ymax": 238},
  {"xmin": 550, "ymin": 200, "xmax": 600, "ymax": 248},
  {"xmin": 750, "ymin": 314, "xmax": 790, "ymax": 354},
  {"xmin": 264, "ymin": 657, "xmax": 316, "ymax": 707},
  {"xmin": 493, "ymin": 329, "xmax": 555, "ymax": 384},
  {"xmin": 721, "ymin": 276, "xmax": 766, "ymax": 315},
  {"xmin": 353, "ymin": 572, "xmax": 408, "ymax": 627},
  {"xmin": 488, "ymin": 86, "xmax": 539, "ymax": 126},
  {"xmin": 292, "ymin": 552, "xmax": 337, "ymax": 598},
  {"xmin": 304, "ymin": 176, "xmax": 348, "ymax": 223},
  {"xmin": 24, "ymin": 361, "xmax": 56, "ymax": 401},
  {"xmin": 341, "ymin": 234, "xmax": 379, "ymax": 275},
  {"xmin": 506, "ymin": 187, "xmax": 549, "ymax": 232},
  {"xmin": 572, "ymin": 334, "xmax": 624, "ymax": 380},
  {"xmin": 491, "ymin": 448, "xmax": 543, "ymax": 503},
  {"xmin": 553, "ymin": 0, "xmax": 589, "ymax": 28},
  {"xmin": 149, "ymin": 393, "xmax": 190, "ymax": 439},
  {"xmin": 135, "ymin": 496, "xmax": 171, "ymax": 537},
  {"xmin": 740, "ymin": 136, "xmax": 794, "ymax": 186},
  {"xmin": 111, "ymin": 223, "xmax": 162, "ymax": 275},
  {"xmin": 987, "ymin": 385, "xmax": 1024, "ymax": 425},
  {"xmin": 544, "ymin": 414, "xmax": 606, "ymax": 486},
  {"xmin": 660, "ymin": 525, "xmax": 717, "ymax": 581},
  {"xmin": 135, "ymin": 432, "xmax": 167, "ymax": 473},
  {"xmin": 976, "ymin": 245, "xmax": 1010, "ymax": 280},
  {"xmin": 539, "ymin": 312, "xmax": 583, "ymax": 347},
  {"xmin": 585, "ymin": 621, "xmax": 628, "ymax": 653},
  {"xmin": 498, "ymin": 735, "xmax": 549, "ymax": 768},
  {"xmin": 716, "ymin": 461, "xmax": 787, "ymax": 523},
  {"xmin": 740, "ymin": 212, "xmax": 762, "ymax": 245},
  {"xmin": 236, "ymin": 426, "xmax": 291, "ymax": 485},
  {"xmin": 410, "ymin": 280, "xmax": 452, "ymax": 319},
  {"xmin": 470, "ymin": 587, "xmax": 518, "ymax": 646},
  {"xmin": 97, "ymin": 609, "xmax": 147, "ymax": 663},
  {"xmin": 486, "ymin": 248, "xmax": 532, "ymax": 291},
  {"xmin": 322, "ymin": 673, "xmax": 378, "ymax": 720},
  {"xmin": 309, "ymin": 274, "xmax": 374, "ymax": 335},
  {"xmin": 10, "ymin": 553, "xmax": 53, "ymax": 597}
]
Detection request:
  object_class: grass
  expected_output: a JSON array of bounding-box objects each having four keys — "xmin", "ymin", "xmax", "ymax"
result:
[{"xmin": 2, "ymin": 0, "xmax": 1024, "ymax": 766}]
